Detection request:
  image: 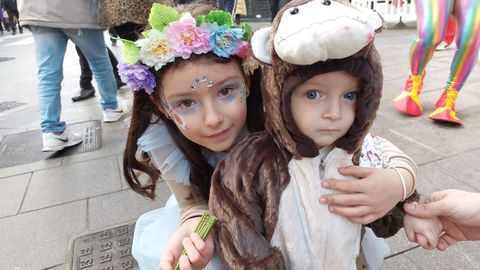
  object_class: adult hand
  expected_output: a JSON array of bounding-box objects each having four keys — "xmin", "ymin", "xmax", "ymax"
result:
[
  {"xmin": 320, "ymin": 166, "xmax": 407, "ymax": 224},
  {"xmin": 160, "ymin": 216, "xmax": 215, "ymax": 270},
  {"xmin": 403, "ymin": 189, "xmax": 480, "ymax": 249}
]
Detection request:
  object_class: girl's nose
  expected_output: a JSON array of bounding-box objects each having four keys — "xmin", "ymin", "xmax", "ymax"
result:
[
  {"xmin": 322, "ymin": 100, "xmax": 341, "ymax": 120},
  {"xmin": 204, "ymin": 102, "xmax": 224, "ymax": 128}
]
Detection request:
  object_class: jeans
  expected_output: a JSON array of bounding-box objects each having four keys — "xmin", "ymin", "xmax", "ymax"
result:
[
  {"xmin": 76, "ymin": 45, "xmax": 120, "ymax": 89},
  {"xmin": 217, "ymin": 0, "xmax": 235, "ymax": 13},
  {"xmin": 30, "ymin": 26, "xmax": 118, "ymax": 133}
]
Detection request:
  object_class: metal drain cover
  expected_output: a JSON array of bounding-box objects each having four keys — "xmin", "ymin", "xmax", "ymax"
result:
[
  {"xmin": 0, "ymin": 120, "xmax": 101, "ymax": 168},
  {"xmin": 66, "ymin": 222, "xmax": 139, "ymax": 270},
  {"xmin": 0, "ymin": 56, "xmax": 15, "ymax": 62},
  {"xmin": 0, "ymin": 101, "xmax": 26, "ymax": 113}
]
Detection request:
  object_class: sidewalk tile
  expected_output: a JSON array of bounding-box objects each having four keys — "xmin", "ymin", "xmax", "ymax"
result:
[
  {"xmin": 0, "ymin": 200, "xmax": 86, "ymax": 270},
  {"xmin": 403, "ymin": 241, "xmax": 480, "ymax": 269},
  {"xmin": 383, "ymin": 252, "xmax": 422, "ymax": 270},
  {"xmin": 21, "ymin": 157, "xmax": 122, "ymax": 212},
  {"xmin": 88, "ymin": 181, "xmax": 171, "ymax": 230},
  {"xmin": 0, "ymin": 173, "xmax": 30, "ymax": 218}
]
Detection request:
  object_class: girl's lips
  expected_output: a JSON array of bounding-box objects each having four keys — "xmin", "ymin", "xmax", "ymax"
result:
[{"xmin": 207, "ymin": 127, "xmax": 231, "ymax": 138}]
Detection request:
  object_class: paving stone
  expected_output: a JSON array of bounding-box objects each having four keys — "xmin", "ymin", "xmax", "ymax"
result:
[
  {"xmin": 0, "ymin": 157, "xmax": 62, "ymax": 179},
  {"xmin": 88, "ymin": 181, "xmax": 171, "ymax": 230},
  {"xmin": 403, "ymin": 241, "xmax": 480, "ymax": 270},
  {"xmin": 0, "ymin": 200, "xmax": 86, "ymax": 270},
  {"xmin": 21, "ymin": 157, "xmax": 122, "ymax": 212},
  {"xmin": 433, "ymin": 148, "xmax": 480, "ymax": 192},
  {"xmin": 382, "ymin": 252, "xmax": 422, "ymax": 270},
  {"xmin": 387, "ymin": 116, "xmax": 480, "ymax": 158},
  {"xmin": 0, "ymin": 173, "xmax": 30, "ymax": 218},
  {"xmin": 374, "ymin": 128, "xmax": 442, "ymax": 166}
]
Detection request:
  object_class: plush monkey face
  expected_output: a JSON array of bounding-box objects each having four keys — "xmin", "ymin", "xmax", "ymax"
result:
[{"xmin": 252, "ymin": 0, "xmax": 382, "ymax": 65}]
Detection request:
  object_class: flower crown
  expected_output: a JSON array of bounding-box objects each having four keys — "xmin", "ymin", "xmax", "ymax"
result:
[{"xmin": 118, "ymin": 3, "xmax": 257, "ymax": 95}]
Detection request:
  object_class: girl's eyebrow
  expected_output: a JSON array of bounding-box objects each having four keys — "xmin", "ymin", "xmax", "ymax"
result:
[{"xmin": 166, "ymin": 76, "xmax": 242, "ymax": 100}]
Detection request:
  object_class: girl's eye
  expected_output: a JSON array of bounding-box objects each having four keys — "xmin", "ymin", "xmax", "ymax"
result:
[
  {"xmin": 344, "ymin": 91, "xmax": 357, "ymax": 101},
  {"xmin": 305, "ymin": 90, "xmax": 320, "ymax": 100},
  {"xmin": 176, "ymin": 99, "xmax": 195, "ymax": 109},
  {"xmin": 219, "ymin": 87, "xmax": 233, "ymax": 97}
]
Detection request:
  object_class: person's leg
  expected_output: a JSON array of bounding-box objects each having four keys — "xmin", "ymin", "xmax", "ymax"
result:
[
  {"xmin": 107, "ymin": 47, "xmax": 123, "ymax": 86},
  {"xmin": 30, "ymin": 26, "xmax": 68, "ymax": 133},
  {"xmin": 66, "ymin": 29, "xmax": 118, "ymax": 110},
  {"xmin": 429, "ymin": 0, "xmax": 480, "ymax": 124},
  {"xmin": 392, "ymin": 0, "xmax": 453, "ymax": 116},
  {"xmin": 444, "ymin": 16, "xmax": 456, "ymax": 45},
  {"xmin": 13, "ymin": 8, "xmax": 22, "ymax": 33},
  {"xmin": 225, "ymin": 0, "xmax": 235, "ymax": 13},
  {"xmin": 75, "ymin": 45, "xmax": 94, "ymax": 89},
  {"xmin": 5, "ymin": 8, "xmax": 16, "ymax": 34},
  {"xmin": 72, "ymin": 45, "xmax": 96, "ymax": 102},
  {"xmin": 269, "ymin": 0, "xmax": 280, "ymax": 21}
]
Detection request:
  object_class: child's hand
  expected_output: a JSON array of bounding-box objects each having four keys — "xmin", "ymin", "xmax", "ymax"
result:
[
  {"xmin": 319, "ymin": 166, "xmax": 406, "ymax": 224},
  {"xmin": 403, "ymin": 211, "xmax": 443, "ymax": 249},
  {"xmin": 160, "ymin": 217, "xmax": 215, "ymax": 270}
]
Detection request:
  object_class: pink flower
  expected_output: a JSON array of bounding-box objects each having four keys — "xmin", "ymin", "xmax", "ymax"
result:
[
  {"xmin": 235, "ymin": 41, "xmax": 249, "ymax": 60},
  {"xmin": 166, "ymin": 13, "xmax": 211, "ymax": 59}
]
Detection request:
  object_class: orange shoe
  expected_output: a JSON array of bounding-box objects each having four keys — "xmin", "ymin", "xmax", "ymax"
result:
[
  {"xmin": 428, "ymin": 89, "xmax": 462, "ymax": 125},
  {"xmin": 392, "ymin": 73, "xmax": 425, "ymax": 116}
]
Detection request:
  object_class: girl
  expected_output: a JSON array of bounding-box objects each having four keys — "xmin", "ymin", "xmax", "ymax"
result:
[
  {"xmin": 209, "ymin": 0, "xmax": 429, "ymax": 268},
  {"xmin": 122, "ymin": 1, "xmax": 419, "ymax": 269},
  {"xmin": 121, "ymin": 2, "xmax": 264, "ymax": 269}
]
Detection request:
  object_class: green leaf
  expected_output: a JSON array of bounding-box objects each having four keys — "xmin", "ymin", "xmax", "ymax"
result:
[
  {"xmin": 239, "ymin": 22, "xmax": 253, "ymax": 40},
  {"xmin": 121, "ymin": 40, "xmax": 140, "ymax": 64},
  {"xmin": 148, "ymin": 3, "xmax": 180, "ymax": 31},
  {"xmin": 196, "ymin": 15, "xmax": 206, "ymax": 26},
  {"xmin": 205, "ymin": 10, "xmax": 233, "ymax": 26}
]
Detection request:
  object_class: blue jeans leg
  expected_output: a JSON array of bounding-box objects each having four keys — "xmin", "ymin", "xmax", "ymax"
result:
[
  {"xmin": 30, "ymin": 26, "xmax": 68, "ymax": 133},
  {"xmin": 66, "ymin": 29, "xmax": 118, "ymax": 110}
]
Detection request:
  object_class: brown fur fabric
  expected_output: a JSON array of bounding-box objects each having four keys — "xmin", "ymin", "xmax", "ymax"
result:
[{"xmin": 209, "ymin": 132, "xmax": 290, "ymax": 268}]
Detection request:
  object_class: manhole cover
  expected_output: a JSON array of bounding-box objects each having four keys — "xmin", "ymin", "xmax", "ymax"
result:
[
  {"xmin": 66, "ymin": 222, "xmax": 139, "ymax": 270},
  {"xmin": 0, "ymin": 101, "xmax": 26, "ymax": 113},
  {"xmin": 0, "ymin": 120, "xmax": 101, "ymax": 168},
  {"xmin": 0, "ymin": 57, "xmax": 15, "ymax": 62}
]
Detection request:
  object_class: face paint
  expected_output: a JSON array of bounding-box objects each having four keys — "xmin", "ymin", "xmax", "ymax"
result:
[
  {"xmin": 191, "ymin": 76, "xmax": 215, "ymax": 91},
  {"xmin": 162, "ymin": 98, "xmax": 189, "ymax": 129}
]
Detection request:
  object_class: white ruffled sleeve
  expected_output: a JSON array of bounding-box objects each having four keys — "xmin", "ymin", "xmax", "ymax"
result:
[{"xmin": 137, "ymin": 121, "xmax": 191, "ymax": 185}]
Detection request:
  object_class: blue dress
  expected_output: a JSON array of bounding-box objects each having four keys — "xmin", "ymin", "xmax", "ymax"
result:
[{"xmin": 132, "ymin": 122, "xmax": 223, "ymax": 270}]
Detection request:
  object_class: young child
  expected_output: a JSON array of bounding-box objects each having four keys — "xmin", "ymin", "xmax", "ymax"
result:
[
  {"xmin": 120, "ymin": 2, "xmax": 264, "ymax": 269},
  {"xmin": 209, "ymin": 0, "xmax": 428, "ymax": 268}
]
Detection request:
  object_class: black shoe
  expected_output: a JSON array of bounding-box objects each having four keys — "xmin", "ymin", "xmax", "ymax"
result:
[
  {"xmin": 72, "ymin": 87, "xmax": 95, "ymax": 102},
  {"xmin": 116, "ymin": 80, "xmax": 126, "ymax": 90}
]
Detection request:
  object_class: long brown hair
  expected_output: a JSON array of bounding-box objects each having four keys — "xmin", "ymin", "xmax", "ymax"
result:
[{"xmin": 123, "ymin": 49, "xmax": 264, "ymax": 200}]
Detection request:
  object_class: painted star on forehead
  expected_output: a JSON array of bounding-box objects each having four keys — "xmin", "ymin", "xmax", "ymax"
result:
[{"xmin": 191, "ymin": 76, "xmax": 214, "ymax": 91}]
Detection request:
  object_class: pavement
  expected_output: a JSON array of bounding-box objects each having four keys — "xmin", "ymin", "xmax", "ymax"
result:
[{"xmin": 1, "ymin": 27, "xmax": 480, "ymax": 270}]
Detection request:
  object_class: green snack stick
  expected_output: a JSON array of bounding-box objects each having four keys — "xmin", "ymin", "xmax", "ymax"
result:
[{"xmin": 174, "ymin": 213, "xmax": 217, "ymax": 270}]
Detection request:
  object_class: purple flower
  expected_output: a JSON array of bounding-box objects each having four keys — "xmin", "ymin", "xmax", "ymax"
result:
[
  {"xmin": 117, "ymin": 63, "xmax": 156, "ymax": 95},
  {"xmin": 209, "ymin": 23, "xmax": 244, "ymax": 58}
]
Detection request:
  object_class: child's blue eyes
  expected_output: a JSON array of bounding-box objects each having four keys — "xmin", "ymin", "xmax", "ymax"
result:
[
  {"xmin": 344, "ymin": 91, "xmax": 357, "ymax": 101},
  {"xmin": 304, "ymin": 90, "xmax": 357, "ymax": 101},
  {"xmin": 305, "ymin": 90, "xmax": 320, "ymax": 99}
]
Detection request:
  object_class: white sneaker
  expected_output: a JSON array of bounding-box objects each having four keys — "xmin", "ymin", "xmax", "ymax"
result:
[
  {"xmin": 436, "ymin": 41, "xmax": 455, "ymax": 51},
  {"xmin": 42, "ymin": 130, "xmax": 83, "ymax": 152},
  {"xmin": 103, "ymin": 102, "xmax": 130, "ymax": 122}
]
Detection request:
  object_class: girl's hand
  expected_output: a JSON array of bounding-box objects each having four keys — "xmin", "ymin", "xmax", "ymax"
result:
[
  {"xmin": 319, "ymin": 166, "xmax": 407, "ymax": 224},
  {"xmin": 160, "ymin": 216, "xmax": 215, "ymax": 270},
  {"xmin": 403, "ymin": 211, "xmax": 443, "ymax": 249}
]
